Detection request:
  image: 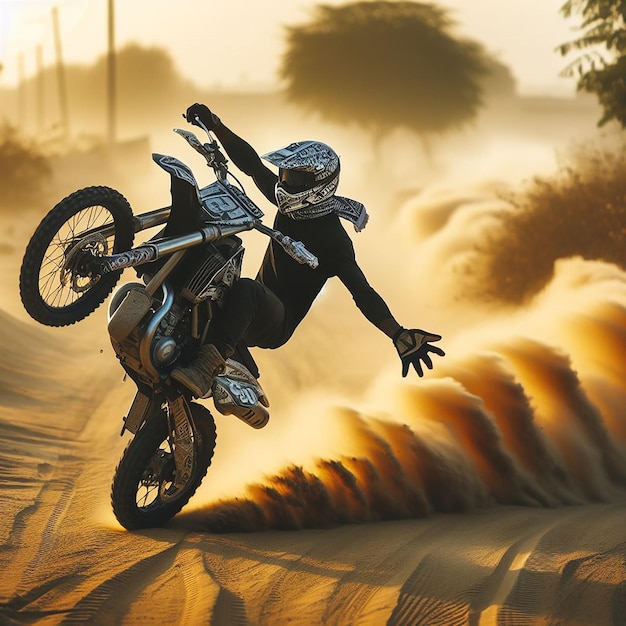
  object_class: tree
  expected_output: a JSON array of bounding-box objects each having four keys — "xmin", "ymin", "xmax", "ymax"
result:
[
  {"xmin": 280, "ymin": 2, "xmax": 512, "ymax": 145},
  {"xmin": 27, "ymin": 44, "xmax": 195, "ymax": 137},
  {"xmin": 558, "ymin": 0, "xmax": 626, "ymax": 127},
  {"xmin": 90, "ymin": 44, "xmax": 191, "ymax": 123}
]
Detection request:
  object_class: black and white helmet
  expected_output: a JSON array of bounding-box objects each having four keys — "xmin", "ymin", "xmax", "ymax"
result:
[{"xmin": 262, "ymin": 141, "xmax": 340, "ymax": 216}]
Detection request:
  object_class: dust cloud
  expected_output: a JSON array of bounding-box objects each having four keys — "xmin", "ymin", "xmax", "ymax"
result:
[
  {"xmin": 180, "ymin": 258, "xmax": 626, "ymax": 532},
  {"xmin": 164, "ymin": 98, "xmax": 626, "ymax": 532}
]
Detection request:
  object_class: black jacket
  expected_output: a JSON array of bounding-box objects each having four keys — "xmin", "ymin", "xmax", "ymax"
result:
[{"xmin": 216, "ymin": 124, "xmax": 393, "ymax": 337}]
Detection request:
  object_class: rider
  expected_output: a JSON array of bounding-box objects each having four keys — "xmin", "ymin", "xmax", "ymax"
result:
[{"xmin": 171, "ymin": 103, "xmax": 445, "ymax": 397}]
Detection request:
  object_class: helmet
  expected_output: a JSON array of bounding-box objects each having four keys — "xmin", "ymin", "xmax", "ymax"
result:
[{"xmin": 262, "ymin": 141, "xmax": 340, "ymax": 216}]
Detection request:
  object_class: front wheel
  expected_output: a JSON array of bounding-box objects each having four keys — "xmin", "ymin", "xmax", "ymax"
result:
[
  {"xmin": 19, "ymin": 186, "xmax": 135, "ymax": 327},
  {"xmin": 111, "ymin": 402, "xmax": 217, "ymax": 530}
]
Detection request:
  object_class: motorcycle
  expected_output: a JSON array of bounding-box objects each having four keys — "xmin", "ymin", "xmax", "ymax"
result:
[{"xmin": 18, "ymin": 116, "xmax": 319, "ymax": 530}]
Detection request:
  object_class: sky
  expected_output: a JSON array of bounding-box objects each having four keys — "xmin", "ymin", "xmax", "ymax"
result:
[{"xmin": 0, "ymin": 0, "xmax": 580, "ymax": 96}]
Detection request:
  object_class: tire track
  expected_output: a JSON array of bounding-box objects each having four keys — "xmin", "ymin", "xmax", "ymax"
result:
[
  {"xmin": 0, "ymin": 573, "xmax": 85, "ymax": 625},
  {"xmin": 211, "ymin": 585, "xmax": 251, "ymax": 626},
  {"xmin": 59, "ymin": 543, "xmax": 181, "ymax": 625},
  {"xmin": 180, "ymin": 546, "xmax": 250, "ymax": 626},
  {"xmin": 0, "ymin": 479, "xmax": 72, "ymax": 601},
  {"xmin": 0, "ymin": 444, "xmax": 83, "ymax": 600},
  {"xmin": 387, "ymin": 552, "xmax": 470, "ymax": 626},
  {"xmin": 255, "ymin": 532, "xmax": 352, "ymax": 625},
  {"xmin": 19, "ymin": 475, "xmax": 78, "ymax": 584},
  {"xmin": 34, "ymin": 537, "xmax": 243, "ymax": 626},
  {"xmin": 0, "ymin": 465, "xmax": 92, "ymax": 621},
  {"xmin": 199, "ymin": 542, "xmax": 253, "ymax": 625},
  {"xmin": 467, "ymin": 521, "xmax": 561, "ymax": 625},
  {"xmin": 321, "ymin": 529, "xmax": 433, "ymax": 625}
]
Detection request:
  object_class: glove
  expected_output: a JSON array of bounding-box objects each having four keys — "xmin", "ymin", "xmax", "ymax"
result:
[
  {"xmin": 393, "ymin": 328, "xmax": 445, "ymax": 377},
  {"xmin": 185, "ymin": 103, "xmax": 221, "ymax": 130}
]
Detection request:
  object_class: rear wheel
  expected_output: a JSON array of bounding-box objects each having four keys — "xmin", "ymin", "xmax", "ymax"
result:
[
  {"xmin": 111, "ymin": 402, "xmax": 217, "ymax": 530},
  {"xmin": 19, "ymin": 186, "xmax": 134, "ymax": 326}
]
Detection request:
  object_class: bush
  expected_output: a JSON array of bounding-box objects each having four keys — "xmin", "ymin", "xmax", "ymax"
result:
[
  {"xmin": 467, "ymin": 137, "xmax": 626, "ymax": 304},
  {"xmin": 0, "ymin": 124, "xmax": 51, "ymax": 207}
]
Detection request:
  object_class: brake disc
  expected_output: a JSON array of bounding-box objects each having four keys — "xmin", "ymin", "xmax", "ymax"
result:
[{"xmin": 61, "ymin": 233, "xmax": 109, "ymax": 292}]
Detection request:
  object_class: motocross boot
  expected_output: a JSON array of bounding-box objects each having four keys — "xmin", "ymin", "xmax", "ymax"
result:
[{"xmin": 171, "ymin": 344, "xmax": 225, "ymax": 398}]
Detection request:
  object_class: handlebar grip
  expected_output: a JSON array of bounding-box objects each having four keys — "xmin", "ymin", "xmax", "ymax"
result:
[
  {"xmin": 283, "ymin": 237, "xmax": 319, "ymax": 269},
  {"xmin": 252, "ymin": 221, "xmax": 319, "ymax": 269},
  {"xmin": 182, "ymin": 112, "xmax": 212, "ymax": 137}
]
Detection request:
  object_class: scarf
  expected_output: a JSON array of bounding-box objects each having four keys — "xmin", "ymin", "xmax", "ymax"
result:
[{"xmin": 281, "ymin": 195, "xmax": 369, "ymax": 232}]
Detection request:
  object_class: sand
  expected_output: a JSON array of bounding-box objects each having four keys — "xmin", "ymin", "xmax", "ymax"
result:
[
  {"xmin": 1, "ymin": 339, "xmax": 625, "ymax": 625},
  {"xmin": 2, "ymin": 332, "xmax": 625, "ymax": 626},
  {"xmin": 2, "ymin": 223, "xmax": 626, "ymax": 626}
]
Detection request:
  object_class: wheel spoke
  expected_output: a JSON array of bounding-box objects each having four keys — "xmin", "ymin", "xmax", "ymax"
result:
[
  {"xmin": 134, "ymin": 442, "xmax": 179, "ymax": 512},
  {"xmin": 137, "ymin": 484, "xmax": 159, "ymax": 508},
  {"xmin": 37, "ymin": 205, "xmax": 114, "ymax": 308}
]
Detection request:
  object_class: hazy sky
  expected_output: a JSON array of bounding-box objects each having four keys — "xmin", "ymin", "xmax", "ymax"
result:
[{"xmin": 1, "ymin": 0, "xmax": 579, "ymax": 95}]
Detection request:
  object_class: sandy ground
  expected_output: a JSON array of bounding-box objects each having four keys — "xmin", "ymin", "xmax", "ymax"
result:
[
  {"xmin": 1, "ymin": 320, "xmax": 625, "ymax": 626},
  {"xmin": 2, "ymin": 213, "xmax": 626, "ymax": 626},
  {"xmin": 1, "ymin": 325, "xmax": 625, "ymax": 625}
]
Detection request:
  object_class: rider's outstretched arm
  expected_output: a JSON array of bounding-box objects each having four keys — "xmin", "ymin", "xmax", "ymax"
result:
[{"xmin": 335, "ymin": 238, "xmax": 445, "ymax": 378}]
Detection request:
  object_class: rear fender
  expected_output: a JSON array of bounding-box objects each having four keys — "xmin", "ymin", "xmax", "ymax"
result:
[{"xmin": 152, "ymin": 153, "xmax": 199, "ymax": 190}]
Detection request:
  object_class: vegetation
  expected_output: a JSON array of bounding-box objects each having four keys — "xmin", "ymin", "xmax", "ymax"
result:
[
  {"xmin": 558, "ymin": 0, "xmax": 626, "ymax": 128},
  {"xmin": 474, "ymin": 1, "xmax": 626, "ymax": 303},
  {"xmin": 468, "ymin": 139, "xmax": 626, "ymax": 304},
  {"xmin": 280, "ymin": 1, "xmax": 515, "ymax": 146},
  {"xmin": 0, "ymin": 124, "xmax": 51, "ymax": 207},
  {"xmin": 91, "ymin": 44, "xmax": 191, "ymax": 120},
  {"xmin": 1, "ymin": 44, "xmax": 196, "ymax": 140}
]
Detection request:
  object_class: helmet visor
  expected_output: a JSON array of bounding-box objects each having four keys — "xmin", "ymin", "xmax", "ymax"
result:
[{"xmin": 279, "ymin": 168, "xmax": 317, "ymax": 193}]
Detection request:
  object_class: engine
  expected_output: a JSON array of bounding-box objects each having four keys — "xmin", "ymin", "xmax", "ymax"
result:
[
  {"xmin": 181, "ymin": 239, "xmax": 244, "ymax": 305},
  {"xmin": 106, "ymin": 237, "xmax": 244, "ymax": 388}
]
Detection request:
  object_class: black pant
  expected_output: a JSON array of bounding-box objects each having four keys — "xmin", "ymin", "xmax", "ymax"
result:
[{"xmin": 209, "ymin": 278, "xmax": 293, "ymax": 358}]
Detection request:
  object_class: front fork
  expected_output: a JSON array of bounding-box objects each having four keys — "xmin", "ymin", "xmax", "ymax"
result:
[
  {"xmin": 165, "ymin": 392, "xmax": 197, "ymax": 491},
  {"xmin": 121, "ymin": 387, "xmax": 197, "ymax": 492}
]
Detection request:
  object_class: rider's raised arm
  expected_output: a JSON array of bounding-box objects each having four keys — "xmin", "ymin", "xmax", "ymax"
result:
[
  {"xmin": 213, "ymin": 123, "xmax": 277, "ymax": 204},
  {"xmin": 185, "ymin": 103, "xmax": 278, "ymax": 204}
]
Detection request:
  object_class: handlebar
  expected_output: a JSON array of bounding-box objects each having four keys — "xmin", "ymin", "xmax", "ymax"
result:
[
  {"xmin": 253, "ymin": 221, "xmax": 319, "ymax": 269},
  {"xmin": 177, "ymin": 113, "xmax": 319, "ymax": 270},
  {"xmin": 175, "ymin": 114, "xmax": 228, "ymax": 180}
]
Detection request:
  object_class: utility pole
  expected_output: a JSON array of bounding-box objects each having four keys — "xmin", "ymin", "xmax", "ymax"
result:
[
  {"xmin": 52, "ymin": 6, "xmax": 69, "ymax": 142},
  {"xmin": 36, "ymin": 45, "xmax": 44, "ymax": 134},
  {"xmin": 107, "ymin": 0, "xmax": 116, "ymax": 146},
  {"xmin": 18, "ymin": 53, "xmax": 25, "ymax": 130}
]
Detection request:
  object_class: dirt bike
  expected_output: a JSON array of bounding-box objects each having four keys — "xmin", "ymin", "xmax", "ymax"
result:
[{"xmin": 18, "ymin": 116, "xmax": 318, "ymax": 530}]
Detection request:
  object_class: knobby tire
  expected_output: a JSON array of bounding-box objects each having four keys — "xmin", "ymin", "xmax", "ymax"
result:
[
  {"xmin": 111, "ymin": 403, "xmax": 217, "ymax": 530},
  {"xmin": 19, "ymin": 186, "xmax": 134, "ymax": 327}
]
